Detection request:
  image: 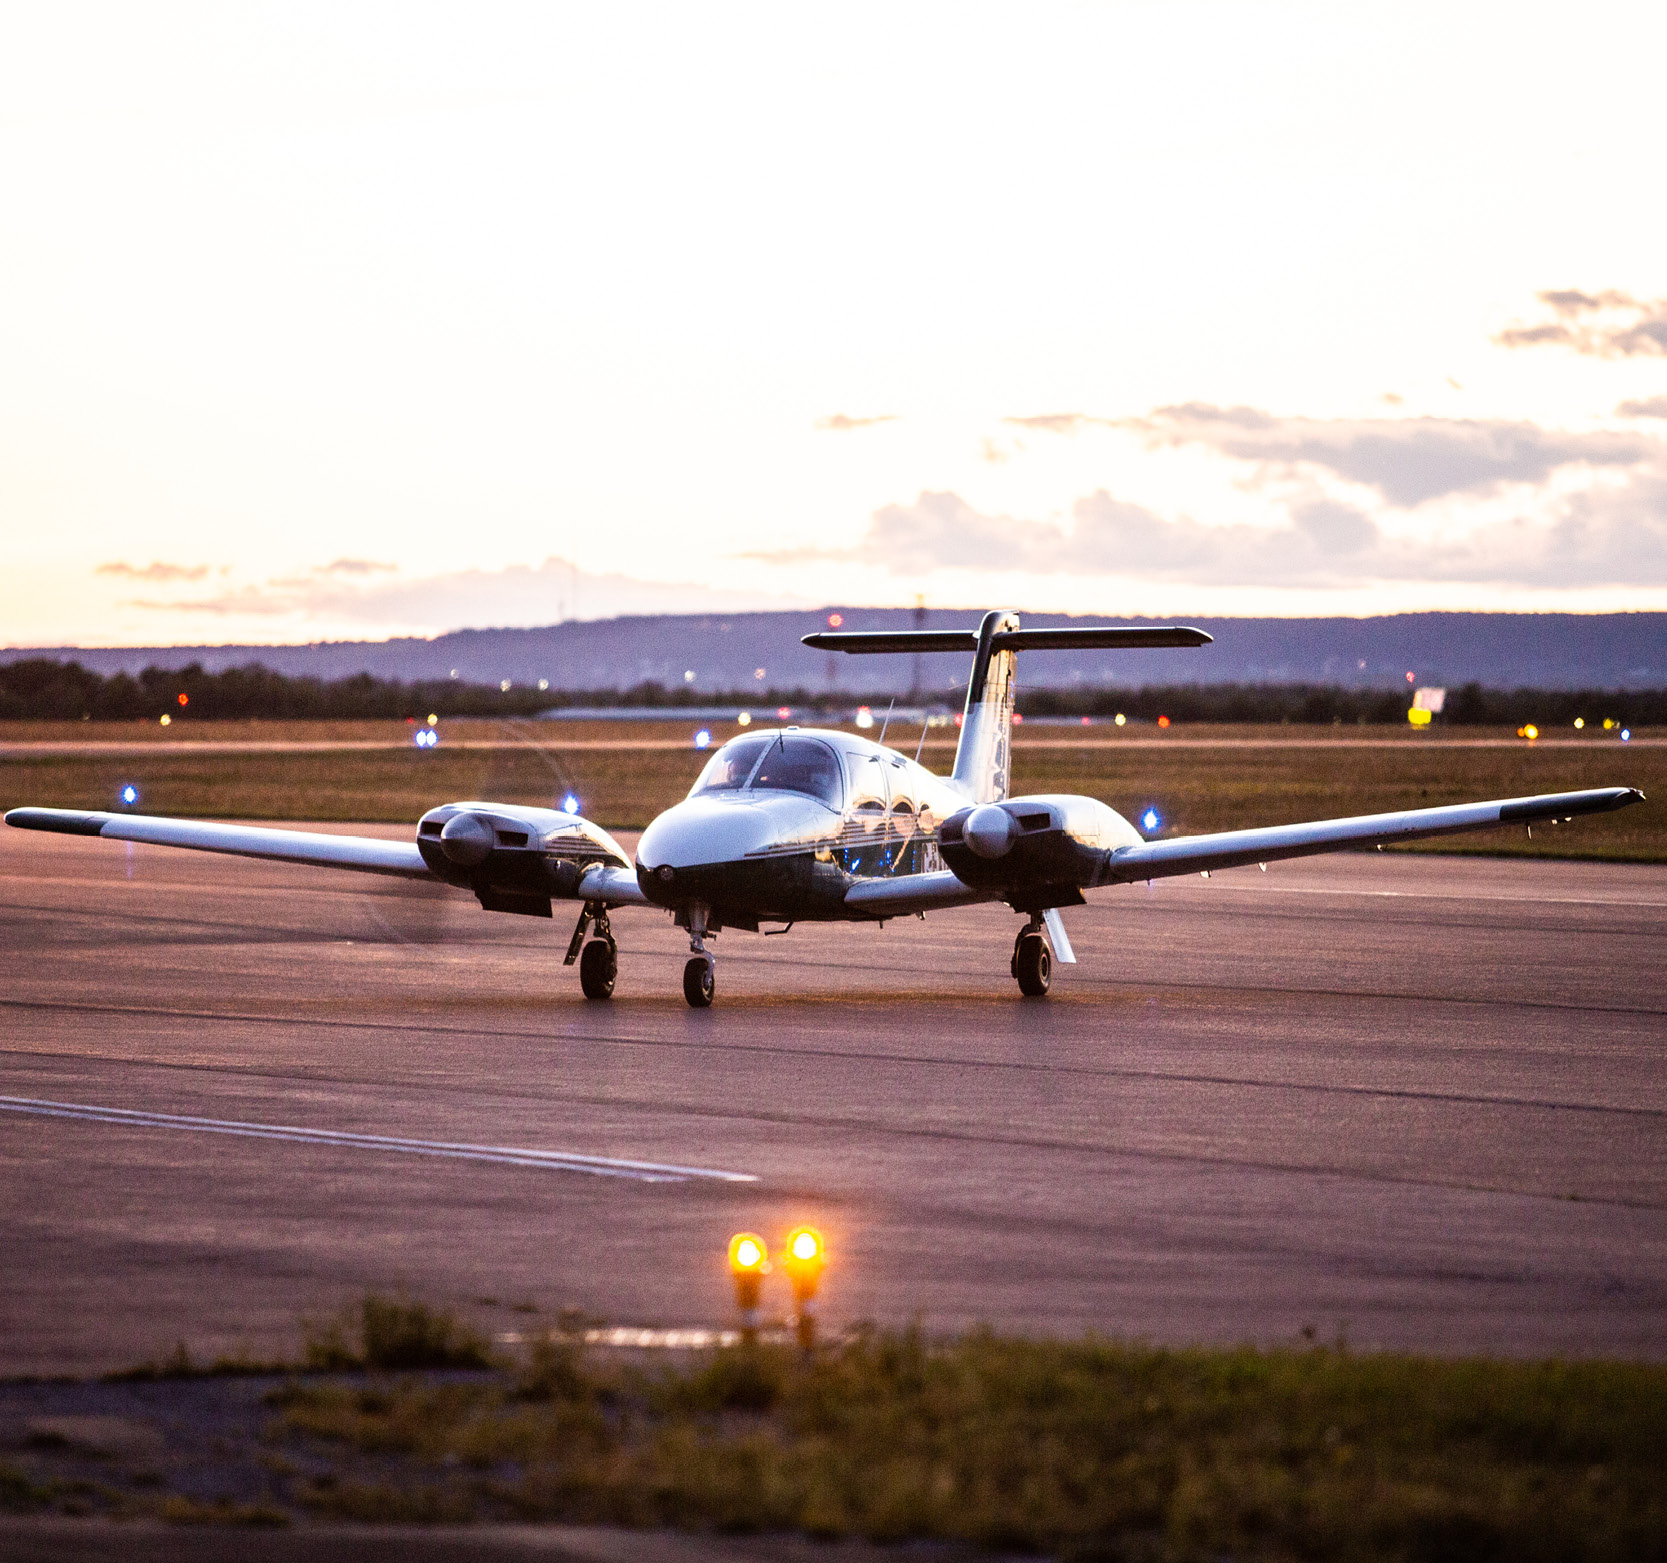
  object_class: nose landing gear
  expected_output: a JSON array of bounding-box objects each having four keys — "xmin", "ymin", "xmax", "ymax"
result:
[
  {"xmin": 681, "ymin": 902, "xmax": 716, "ymax": 1008},
  {"xmin": 1011, "ymin": 916, "xmax": 1052, "ymax": 997}
]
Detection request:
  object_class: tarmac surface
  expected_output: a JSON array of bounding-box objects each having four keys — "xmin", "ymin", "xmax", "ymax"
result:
[{"xmin": 2, "ymin": 821, "xmax": 1665, "ymax": 1374}]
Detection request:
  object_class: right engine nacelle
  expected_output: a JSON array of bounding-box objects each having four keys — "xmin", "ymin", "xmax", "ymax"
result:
[{"xmin": 939, "ymin": 794, "xmax": 1142, "ymax": 911}]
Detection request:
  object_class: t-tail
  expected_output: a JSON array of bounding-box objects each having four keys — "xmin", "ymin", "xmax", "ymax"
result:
[{"xmin": 801, "ymin": 611, "xmax": 1213, "ymax": 804}]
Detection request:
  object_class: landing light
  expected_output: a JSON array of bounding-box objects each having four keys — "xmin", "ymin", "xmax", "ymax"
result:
[
  {"xmin": 694, "ymin": 729, "xmax": 712, "ymax": 750},
  {"xmin": 563, "ymin": 792, "xmax": 581, "ymax": 814},
  {"xmin": 120, "ymin": 785, "xmax": 138, "ymax": 806},
  {"xmin": 1141, "ymin": 808, "xmax": 1161, "ymax": 832}
]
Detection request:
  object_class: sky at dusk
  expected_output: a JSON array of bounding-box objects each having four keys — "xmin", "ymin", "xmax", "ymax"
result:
[{"xmin": 2, "ymin": 2, "xmax": 1665, "ymax": 647}]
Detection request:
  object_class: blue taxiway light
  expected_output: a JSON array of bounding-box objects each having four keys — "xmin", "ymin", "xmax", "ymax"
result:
[
  {"xmin": 563, "ymin": 793, "xmax": 581, "ymax": 815},
  {"xmin": 1141, "ymin": 808, "xmax": 1160, "ymax": 832},
  {"xmin": 120, "ymin": 785, "xmax": 138, "ymax": 806},
  {"xmin": 694, "ymin": 729, "xmax": 712, "ymax": 750}
]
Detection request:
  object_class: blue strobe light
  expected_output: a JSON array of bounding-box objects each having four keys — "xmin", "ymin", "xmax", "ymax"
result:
[
  {"xmin": 120, "ymin": 785, "xmax": 139, "ymax": 807},
  {"xmin": 562, "ymin": 793, "xmax": 581, "ymax": 815},
  {"xmin": 1141, "ymin": 807, "xmax": 1161, "ymax": 833}
]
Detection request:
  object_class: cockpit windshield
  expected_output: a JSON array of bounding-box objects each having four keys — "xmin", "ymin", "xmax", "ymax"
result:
[
  {"xmin": 688, "ymin": 733, "xmax": 845, "ymax": 810},
  {"xmin": 690, "ymin": 735, "xmax": 773, "ymax": 796},
  {"xmin": 750, "ymin": 736, "xmax": 843, "ymax": 808}
]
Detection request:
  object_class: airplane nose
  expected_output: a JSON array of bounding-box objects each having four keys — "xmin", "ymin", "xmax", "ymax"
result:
[{"xmin": 439, "ymin": 811, "xmax": 494, "ymax": 866}]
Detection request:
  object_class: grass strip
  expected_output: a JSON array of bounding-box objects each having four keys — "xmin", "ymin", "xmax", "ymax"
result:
[{"xmin": 267, "ymin": 1326, "xmax": 1667, "ymax": 1560}]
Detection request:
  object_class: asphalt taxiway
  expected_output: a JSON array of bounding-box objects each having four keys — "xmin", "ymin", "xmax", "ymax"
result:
[{"xmin": 2, "ymin": 823, "xmax": 1664, "ymax": 1373}]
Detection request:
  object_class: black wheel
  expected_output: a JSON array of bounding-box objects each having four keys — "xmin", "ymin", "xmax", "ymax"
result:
[
  {"xmin": 682, "ymin": 956, "xmax": 715, "ymax": 1008},
  {"xmin": 1014, "ymin": 933, "xmax": 1051, "ymax": 997},
  {"xmin": 579, "ymin": 939, "xmax": 617, "ymax": 1000}
]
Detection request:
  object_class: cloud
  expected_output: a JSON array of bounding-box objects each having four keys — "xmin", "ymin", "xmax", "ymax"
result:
[
  {"xmin": 1001, "ymin": 413, "xmax": 1110, "ymax": 434},
  {"xmin": 1120, "ymin": 403, "xmax": 1653, "ymax": 506},
  {"xmin": 95, "ymin": 560, "xmax": 210, "ymax": 581},
  {"xmin": 1618, "ymin": 396, "xmax": 1667, "ymax": 419},
  {"xmin": 1496, "ymin": 289, "xmax": 1667, "ymax": 358},
  {"xmin": 322, "ymin": 558, "xmax": 396, "ymax": 575},
  {"xmin": 815, "ymin": 413, "xmax": 898, "ymax": 431},
  {"xmin": 842, "ymin": 461, "xmax": 1667, "ymax": 588},
  {"xmin": 122, "ymin": 557, "xmax": 799, "ymax": 627}
]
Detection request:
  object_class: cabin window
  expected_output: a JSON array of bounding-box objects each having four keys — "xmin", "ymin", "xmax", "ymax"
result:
[{"xmin": 748, "ymin": 736, "xmax": 844, "ymax": 809}]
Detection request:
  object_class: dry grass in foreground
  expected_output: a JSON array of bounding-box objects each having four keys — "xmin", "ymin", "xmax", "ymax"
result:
[{"xmin": 6, "ymin": 1294, "xmax": 1665, "ymax": 1557}]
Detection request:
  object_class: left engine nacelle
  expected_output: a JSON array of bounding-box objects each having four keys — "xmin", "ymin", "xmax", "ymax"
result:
[
  {"xmin": 416, "ymin": 801, "xmax": 630, "ymax": 916},
  {"xmin": 939, "ymin": 793, "xmax": 1142, "ymax": 911}
]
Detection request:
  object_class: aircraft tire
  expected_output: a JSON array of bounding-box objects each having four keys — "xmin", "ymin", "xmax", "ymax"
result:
[
  {"xmin": 1014, "ymin": 932, "xmax": 1051, "ymax": 997},
  {"xmin": 579, "ymin": 939, "xmax": 617, "ymax": 1000},
  {"xmin": 682, "ymin": 955, "xmax": 715, "ymax": 1008}
]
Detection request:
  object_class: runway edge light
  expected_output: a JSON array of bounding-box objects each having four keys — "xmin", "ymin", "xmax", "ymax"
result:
[
  {"xmin": 782, "ymin": 1226, "xmax": 826, "ymax": 1351},
  {"xmin": 728, "ymin": 1232, "xmax": 769, "ymax": 1339}
]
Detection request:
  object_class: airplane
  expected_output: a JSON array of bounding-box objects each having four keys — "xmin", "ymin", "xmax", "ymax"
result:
[{"xmin": 4, "ymin": 610, "xmax": 1644, "ymax": 1007}]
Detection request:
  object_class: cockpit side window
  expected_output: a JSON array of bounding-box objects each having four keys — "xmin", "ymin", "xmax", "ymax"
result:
[
  {"xmin": 848, "ymin": 753, "xmax": 889, "ymax": 814},
  {"xmin": 689, "ymin": 734, "xmax": 773, "ymax": 797},
  {"xmin": 748, "ymin": 737, "xmax": 844, "ymax": 809}
]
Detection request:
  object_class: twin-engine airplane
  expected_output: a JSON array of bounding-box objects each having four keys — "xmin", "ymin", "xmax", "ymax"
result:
[{"xmin": 6, "ymin": 611, "xmax": 1644, "ymax": 1007}]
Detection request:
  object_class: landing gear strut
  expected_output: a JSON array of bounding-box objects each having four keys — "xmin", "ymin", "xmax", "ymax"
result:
[
  {"xmin": 681, "ymin": 902, "xmax": 716, "ymax": 1008},
  {"xmin": 566, "ymin": 902, "xmax": 618, "ymax": 1001},
  {"xmin": 1011, "ymin": 916, "xmax": 1052, "ymax": 998}
]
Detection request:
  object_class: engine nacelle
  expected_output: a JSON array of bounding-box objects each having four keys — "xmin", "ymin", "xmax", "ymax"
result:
[
  {"xmin": 939, "ymin": 794, "xmax": 1142, "ymax": 911},
  {"xmin": 416, "ymin": 802, "xmax": 631, "ymax": 916}
]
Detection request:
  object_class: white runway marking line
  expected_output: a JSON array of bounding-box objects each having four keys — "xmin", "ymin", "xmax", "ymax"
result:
[{"xmin": 0, "ymin": 1095, "xmax": 757, "ymax": 1185}]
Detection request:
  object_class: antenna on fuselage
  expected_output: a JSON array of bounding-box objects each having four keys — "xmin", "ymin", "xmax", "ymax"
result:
[
  {"xmin": 876, "ymin": 696, "xmax": 896, "ymax": 746},
  {"xmin": 913, "ymin": 715, "xmax": 930, "ymax": 765}
]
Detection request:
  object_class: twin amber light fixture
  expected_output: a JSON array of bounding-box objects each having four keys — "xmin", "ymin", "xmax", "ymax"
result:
[{"xmin": 728, "ymin": 1227, "xmax": 826, "ymax": 1348}]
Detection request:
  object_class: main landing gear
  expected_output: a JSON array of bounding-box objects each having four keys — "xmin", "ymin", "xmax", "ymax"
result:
[
  {"xmin": 1011, "ymin": 916, "xmax": 1053, "ymax": 998},
  {"xmin": 566, "ymin": 902, "xmax": 617, "ymax": 1001}
]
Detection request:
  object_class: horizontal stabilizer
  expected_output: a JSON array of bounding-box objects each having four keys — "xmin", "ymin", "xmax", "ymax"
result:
[{"xmin": 802, "ymin": 625, "xmax": 1210, "ymax": 654}]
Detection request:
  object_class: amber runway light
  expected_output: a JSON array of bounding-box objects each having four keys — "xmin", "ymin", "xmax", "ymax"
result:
[
  {"xmin": 728, "ymin": 1232, "xmax": 769, "ymax": 1339},
  {"xmin": 782, "ymin": 1226, "xmax": 826, "ymax": 1350}
]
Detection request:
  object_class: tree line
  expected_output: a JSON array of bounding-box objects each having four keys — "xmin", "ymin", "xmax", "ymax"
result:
[{"xmin": 1, "ymin": 657, "xmax": 1661, "ymax": 726}]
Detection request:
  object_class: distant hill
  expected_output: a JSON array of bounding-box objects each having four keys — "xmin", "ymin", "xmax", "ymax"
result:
[{"xmin": 6, "ymin": 610, "xmax": 1665, "ymax": 692}]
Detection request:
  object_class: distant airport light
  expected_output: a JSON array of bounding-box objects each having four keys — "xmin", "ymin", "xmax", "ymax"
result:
[
  {"xmin": 1604, "ymin": 719, "xmax": 1615, "ymax": 730},
  {"xmin": 1407, "ymin": 708, "xmax": 1432, "ymax": 727},
  {"xmin": 1114, "ymin": 713, "xmax": 1126, "ymax": 726},
  {"xmin": 563, "ymin": 793, "xmax": 581, "ymax": 814},
  {"xmin": 1157, "ymin": 715, "xmax": 1170, "ymax": 729},
  {"xmin": 177, "ymin": 693, "xmax": 189, "ymax": 706},
  {"xmin": 538, "ymin": 679, "xmax": 549, "ymax": 691},
  {"xmin": 777, "ymin": 706, "xmax": 791, "ymax": 720},
  {"xmin": 855, "ymin": 705, "xmax": 874, "ymax": 729},
  {"xmin": 1012, "ymin": 711, "xmax": 1023, "ymax": 725},
  {"xmin": 1574, "ymin": 717, "xmax": 1585, "ymax": 729},
  {"xmin": 1405, "ymin": 671, "xmax": 1415, "ymax": 684},
  {"xmin": 737, "ymin": 712, "xmax": 752, "ymax": 727},
  {"xmin": 684, "ymin": 670, "xmax": 695, "ymax": 683},
  {"xmin": 1141, "ymin": 808, "xmax": 1161, "ymax": 832},
  {"xmin": 755, "ymin": 667, "xmax": 767, "ymax": 680},
  {"xmin": 413, "ymin": 728, "xmax": 439, "ymax": 748},
  {"xmin": 827, "ymin": 612, "xmax": 844, "ymax": 627},
  {"xmin": 694, "ymin": 729, "xmax": 712, "ymax": 750},
  {"xmin": 159, "ymin": 714, "xmax": 171, "ymax": 726},
  {"xmin": 120, "ymin": 785, "xmax": 138, "ymax": 807},
  {"xmin": 501, "ymin": 680, "xmax": 511, "ymax": 692},
  {"xmin": 1621, "ymin": 729, "xmax": 1631, "ymax": 742},
  {"xmin": 1080, "ymin": 715, "xmax": 1091, "ymax": 726},
  {"xmin": 427, "ymin": 714, "xmax": 438, "ymax": 726},
  {"xmin": 1518, "ymin": 724, "xmax": 1539, "ymax": 741}
]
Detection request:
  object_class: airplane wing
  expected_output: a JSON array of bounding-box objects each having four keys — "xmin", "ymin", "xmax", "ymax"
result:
[
  {"xmin": 1100, "ymin": 787, "xmax": 1644, "ymax": 883},
  {"xmin": 5, "ymin": 807, "xmax": 434, "ymax": 879}
]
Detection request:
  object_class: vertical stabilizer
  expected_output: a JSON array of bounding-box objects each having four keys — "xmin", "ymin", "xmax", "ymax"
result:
[{"xmin": 951, "ymin": 610, "xmax": 1020, "ymax": 803}]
